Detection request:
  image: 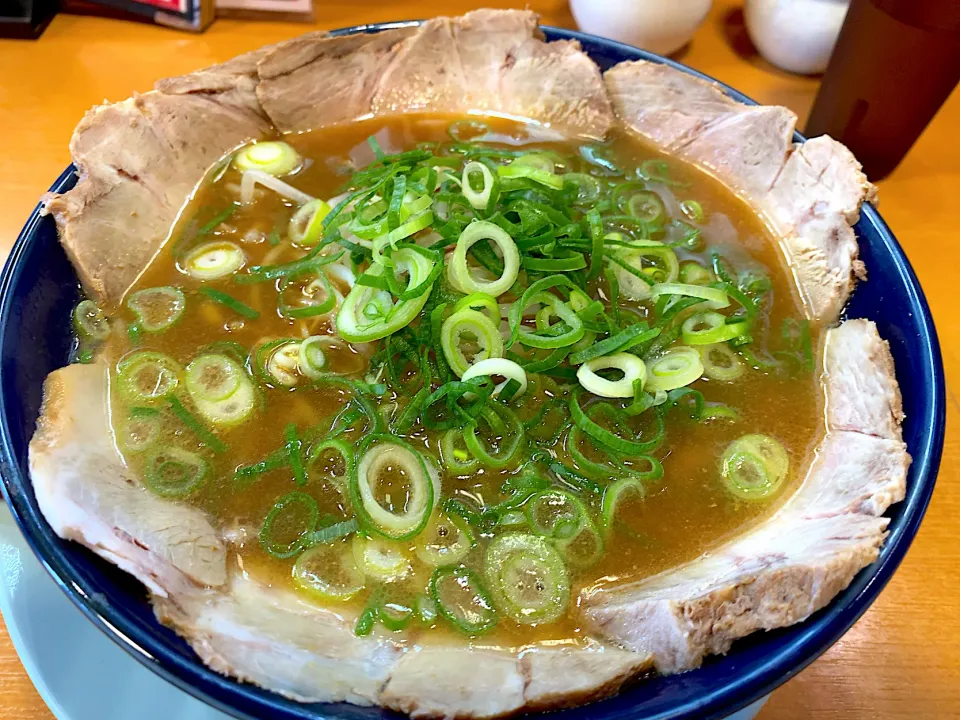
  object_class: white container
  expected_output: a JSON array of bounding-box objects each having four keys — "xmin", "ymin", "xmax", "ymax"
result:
[
  {"xmin": 570, "ymin": 0, "xmax": 713, "ymax": 56},
  {"xmin": 744, "ymin": 0, "xmax": 851, "ymax": 75}
]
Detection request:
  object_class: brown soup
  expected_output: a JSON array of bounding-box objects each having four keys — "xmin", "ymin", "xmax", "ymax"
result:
[{"xmin": 80, "ymin": 114, "xmax": 822, "ymax": 648}]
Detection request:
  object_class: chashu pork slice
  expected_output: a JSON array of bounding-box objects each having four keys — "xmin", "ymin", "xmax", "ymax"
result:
[
  {"xmin": 42, "ymin": 53, "xmax": 273, "ymax": 307},
  {"xmin": 256, "ymin": 9, "xmax": 613, "ymax": 139},
  {"xmin": 28, "ymin": 359, "xmax": 652, "ymax": 717},
  {"xmin": 604, "ymin": 60, "xmax": 876, "ymax": 324},
  {"xmin": 28, "ymin": 362, "xmax": 227, "ymax": 596},
  {"xmin": 582, "ymin": 319, "xmax": 910, "ymax": 673}
]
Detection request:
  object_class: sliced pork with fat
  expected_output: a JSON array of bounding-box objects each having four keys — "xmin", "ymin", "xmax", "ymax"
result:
[{"xmin": 582, "ymin": 320, "xmax": 910, "ymax": 673}]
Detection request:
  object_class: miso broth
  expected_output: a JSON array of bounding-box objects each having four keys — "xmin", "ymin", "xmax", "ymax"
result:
[{"xmin": 76, "ymin": 115, "xmax": 822, "ymax": 647}]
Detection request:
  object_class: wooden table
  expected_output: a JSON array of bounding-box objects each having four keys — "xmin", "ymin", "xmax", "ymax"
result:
[{"xmin": 0, "ymin": 1, "xmax": 958, "ymax": 717}]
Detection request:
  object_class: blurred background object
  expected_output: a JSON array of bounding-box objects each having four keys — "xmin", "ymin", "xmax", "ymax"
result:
[
  {"xmin": 59, "ymin": 0, "xmax": 214, "ymax": 31},
  {"xmin": 570, "ymin": 0, "xmax": 712, "ymax": 55},
  {"xmin": 0, "ymin": 0, "xmax": 56, "ymax": 38},
  {"xmin": 806, "ymin": 0, "xmax": 960, "ymax": 179},
  {"xmin": 215, "ymin": 0, "xmax": 312, "ymax": 23},
  {"xmin": 744, "ymin": 0, "xmax": 849, "ymax": 74}
]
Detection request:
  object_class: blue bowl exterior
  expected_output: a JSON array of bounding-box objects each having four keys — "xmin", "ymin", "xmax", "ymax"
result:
[{"xmin": 0, "ymin": 25, "xmax": 945, "ymax": 720}]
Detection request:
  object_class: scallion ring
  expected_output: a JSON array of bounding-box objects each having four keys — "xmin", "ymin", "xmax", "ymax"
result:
[
  {"xmin": 461, "ymin": 161, "xmax": 496, "ymax": 210},
  {"xmin": 461, "ymin": 358, "xmax": 527, "ymax": 399},
  {"xmin": 440, "ymin": 429, "xmax": 480, "ymax": 473},
  {"xmin": 73, "ymin": 300, "xmax": 110, "ymax": 341},
  {"xmin": 182, "ymin": 241, "xmax": 246, "ymax": 280},
  {"xmin": 125, "ymin": 286, "xmax": 186, "ymax": 332},
  {"xmin": 720, "ymin": 434, "xmax": 789, "ymax": 500},
  {"xmin": 600, "ymin": 477, "xmax": 645, "ymax": 532},
  {"xmin": 698, "ymin": 343, "xmax": 745, "ymax": 381},
  {"xmin": 185, "ymin": 353, "xmax": 242, "ymax": 402},
  {"xmin": 524, "ymin": 489, "xmax": 588, "ymax": 541},
  {"xmin": 577, "ymin": 353, "xmax": 647, "ymax": 399},
  {"xmin": 116, "ymin": 351, "xmax": 183, "ymax": 404},
  {"xmin": 644, "ymin": 347, "xmax": 704, "ymax": 392},
  {"xmin": 652, "ymin": 282, "xmax": 729, "ymax": 309},
  {"xmin": 233, "ymin": 141, "xmax": 301, "ymax": 176},
  {"xmin": 610, "ymin": 242, "xmax": 679, "ymax": 301},
  {"xmin": 415, "ymin": 511, "xmax": 475, "ymax": 567},
  {"xmin": 279, "ymin": 269, "xmax": 339, "ymax": 318},
  {"xmin": 350, "ymin": 437, "xmax": 433, "ymax": 540},
  {"xmin": 293, "ymin": 537, "xmax": 365, "ymax": 601},
  {"xmin": 449, "ymin": 221, "xmax": 520, "ymax": 298},
  {"xmin": 440, "ymin": 309, "xmax": 504, "ymax": 378},
  {"xmin": 681, "ymin": 312, "xmax": 751, "ymax": 345},
  {"xmin": 143, "ymin": 447, "xmax": 207, "ymax": 498},
  {"xmin": 484, "ymin": 533, "xmax": 569, "ymax": 625},
  {"xmin": 351, "ymin": 535, "xmax": 412, "ymax": 582},
  {"xmin": 289, "ymin": 199, "xmax": 332, "ymax": 247},
  {"xmin": 430, "ymin": 566, "xmax": 498, "ymax": 634}
]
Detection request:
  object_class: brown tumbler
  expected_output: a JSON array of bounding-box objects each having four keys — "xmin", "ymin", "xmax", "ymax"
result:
[{"xmin": 805, "ymin": 0, "xmax": 960, "ymax": 180}]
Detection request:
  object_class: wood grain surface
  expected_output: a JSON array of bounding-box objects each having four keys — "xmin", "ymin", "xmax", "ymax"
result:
[{"xmin": 1, "ymin": 1, "xmax": 958, "ymax": 718}]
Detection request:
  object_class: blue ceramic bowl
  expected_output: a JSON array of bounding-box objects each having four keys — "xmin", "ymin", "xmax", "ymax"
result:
[{"xmin": 0, "ymin": 23, "xmax": 945, "ymax": 720}]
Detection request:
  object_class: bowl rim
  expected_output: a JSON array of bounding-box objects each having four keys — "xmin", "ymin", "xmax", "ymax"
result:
[{"xmin": 0, "ymin": 21, "xmax": 946, "ymax": 720}]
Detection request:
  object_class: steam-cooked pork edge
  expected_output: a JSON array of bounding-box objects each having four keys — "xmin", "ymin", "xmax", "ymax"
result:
[
  {"xmin": 604, "ymin": 59, "xmax": 876, "ymax": 324},
  {"xmin": 256, "ymin": 9, "xmax": 613, "ymax": 138},
  {"xmin": 582, "ymin": 320, "xmax": 909, "ymax": 672},
  {"xmin": 28, "ymin": 362, "xmax": 227, "ymax": 594},
  {"xmin": 42, "ymin": 73, "xmax": 272, "ymax": 306}
]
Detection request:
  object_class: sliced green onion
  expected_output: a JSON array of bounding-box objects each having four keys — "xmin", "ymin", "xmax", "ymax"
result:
[
  {"xmin": 185, "ymin": 354, "xmax": 255, "ymax": 428},
  {"xmin": 577, "ymin": 353, "xmax": 647, "ymax": 398},
  {"xmin": 525, "ymin": 489, "xmax": 588, "ymax": 540},
  {"xmin": 680, "ymin": 199, "xmax": 704, "ymax": 223},
  {"xmin": 233, "ymin": 141, "xmax": 301, "ymax": 176},
  {"xmin": 126, "ymin": 287, "xmax": 185, "ymax": 332},
  {"xmin": 498, "ymin": 160, "xmax": 564, "ymax": 190},
  {"xmin": 564, "ymin": 173, "xmax": 601, "ymax": 204},
  {"xmin": 681, "ymin": 312, "xmax": 750, "ymax": 345},
  {"xmin": 167, "ymin": 396, "xmax": 228, "ymax": 452},
  {"xmin": 601, "ymin": 477, "xmax": 645, "ymax": 532},
  {"xmin": 350, "ymin": 437, "xmax": 433, "ymax": 540},
  {"xmin": 698, "ymin": 343, "xmax": 745, "ymax": 381},
  {"xmin": 680, "ymin": 262, "xmax": 713, "ymax": 285},
  {"xmin": 260, "ymin": 339, "xmax": 303, "ymax": 387},
  {"xmin": 484, "ymin": 533, "xmax": 569, "ymax": 625},
  {"xmin": 293, "ymin": 537, "xmax": 365, "ymax": 601},
  {"xmin": 720, "ymin": 434, "xmax": 789, "ymax": 500},
  {"xmin": 461, "ymin": 358, "xmax": 527, "ymax": 399},
  {"xmin": 143, "ymin": 447, "xmax": 207, "ymax": 497},
  {"xmin": 337, "ymin": 247, "xmax": 437, "ymax": 342},
  {"xmin": 645, "ymin": 347, "xmax": 704, "ymax": 391},
  {"xmin": 186, "ymin": 354, "xmax": 241, "ymax": 402},
  {"xmin": 307, "ymin": 437, "xmax": 355, "ymax": 484},
  {"xmin": 415, "ymin": 511, "xmax": 475, "ymax": 567},
  {"xmin": 285, "ymin": 423, "xmax": 307, "ymax": 487},
  {"xmin": 461, "ymin": 161, "xmax": 496, "ymax": 210},
  {"xmin": 116, "ymin": 351, "xmax": 183, "ymax": 404},
  {"xmin": 73, "ymin": 299, "xmax": 110, "ymax": 340},
  {"xmin": 449, "ymin": 221, "xmax": 520, "ymax": 298},
  {"xmin": 610, "ymin": 242, "xmax": 679, "ymax": 301},
  {"xmin": 453, "ymin": 292, "xmax": 499, "ymax": 322},
  {"xmin": 652, "ymin": 282, "xmax": 729, "ymax": 309},
  {"xmin": 182, "ymin": 241, "xmax": 246, "ymax": 280},
  {"xmin": 430, "ymin": 566, "xmax": 498, "ymax": 634},
  {"xmin": 351, "ymin": 535, "xmax": 412, "ymax": 582},
  {"xmin": 464, "ymin": 402, "xmax": 524, "ymax": 469},
  {"xmin": 570, "ymin": 388, "xmax": 664, "ymax": 455},
  {"xmin": 289, "ymin": 199, "xmax": 332, "ymax": 247},
  {"xmin": 440, "ymin": 308, "xmax": 504, "ymax": 378},
  {"xmin": 199, "ymin": 287, "xmax": 259, "ymax": 319},
  {"xmin": 624, "ymin": 190, "xmax": 665, "ymax": 225},
  {"xmin": 440, "ymin": 429, "xmax": 480, "ymax": 473},
  {"xmin": 568, "ymin": 323, "xmax": 660, "ymax": 365},
  {"xmin": 380, "ymin": 601, "xmax": 415, "ymax": 632},
  {"xmin": 299, "ymin": 335, "xmax": 336, "ymax": 380},
  {"xmin": 279, "ymin": 269, "xmax": 338, "ymax": 318},
  {"xmin": 260, "ymin": 491, "xmax": 318, "ymax": 559}
]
